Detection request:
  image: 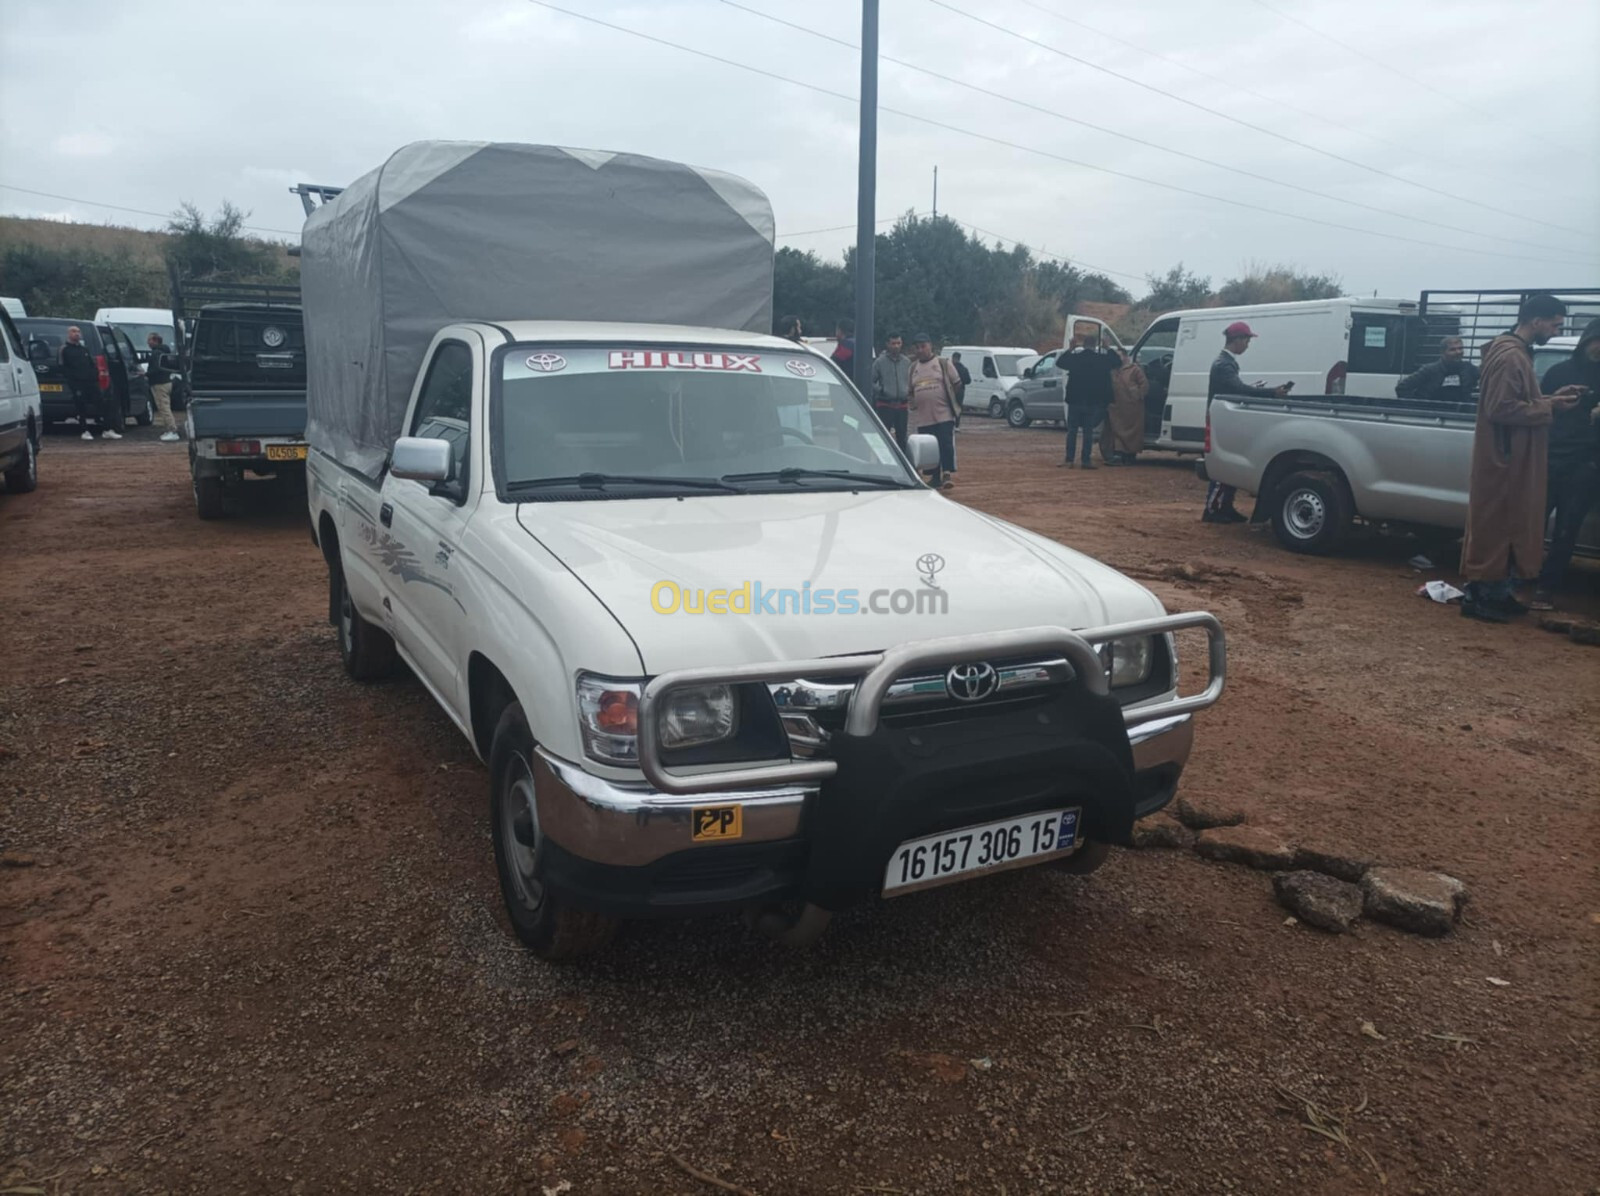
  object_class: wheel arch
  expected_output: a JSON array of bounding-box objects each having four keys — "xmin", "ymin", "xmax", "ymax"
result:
[
  {"xmin": 1258, "ymin": 450, "xmax": 1356, "ymax": 518},
  {"xmin": 468, "ymin": 652, "xmax": 520, "ymax": 762},
  {"xmin": 318, "ymin": 513, "xmax": 341, "ymax": 623}
]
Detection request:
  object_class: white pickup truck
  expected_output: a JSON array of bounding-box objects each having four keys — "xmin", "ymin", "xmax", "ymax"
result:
[{"xmin": 299, "ymin": 142, "xmax": 1225, "ymax": 958}]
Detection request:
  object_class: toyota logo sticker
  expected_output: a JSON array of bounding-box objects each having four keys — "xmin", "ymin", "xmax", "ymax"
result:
[
  {"xmin": 525, "ymin": 352, "xmax": 567, "ymax": 373},
  {"xmin": 784, "ymin": 359, "xmax": 817, "ymax": 377}
]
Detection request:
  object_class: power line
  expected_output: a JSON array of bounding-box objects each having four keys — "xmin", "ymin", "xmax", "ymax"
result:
[
  {"xmin": 924, "ymin": 0, "xmax": 1584, "ymax": 239},
  {"xmin": 1010, "ymin": 0, "xmax": 1543, "ymax": 199},
  {"xmin": 716, "ymin": 0, "xmax": 1578, "ymax": 258},
  {"xmin": 780, "ymin": 213, "xmax": 910, "ymax": 240},
  {"xmin": 521, "ymin": 0, "xmax": 1584, "ymax": 269},
  {"xmin": 0, "ymin": 183, "xmax": 300, "ymax": 237},
  {"xmin": 1246, "ymin": 0, "xmax": 1563, "ymax": 151}
]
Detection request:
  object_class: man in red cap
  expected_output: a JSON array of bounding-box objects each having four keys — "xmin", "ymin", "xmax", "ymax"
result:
[{"xmin": 1203, "ymin": 321, "xmax": 1290, "ymax": 523}]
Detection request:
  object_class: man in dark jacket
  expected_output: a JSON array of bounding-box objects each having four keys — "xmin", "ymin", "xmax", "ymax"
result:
[
  {"xmin": 60, "ymin": 326, "xmax": 121, "ymax": 441},
  {"xmin": 1057, "ymin": 334, "xmax": 1118, "ymax": 469},
  {"xmin": 1531, "ymin": 317, "xmax": 1600, "ymax": 609},
  {"xmin": 1395, "ymin": 337, "xmax": 1479, "ymax": 403},
  {"xmin": 1203, "ymin": 321, "xmax": 1288, "ymax": 521}
]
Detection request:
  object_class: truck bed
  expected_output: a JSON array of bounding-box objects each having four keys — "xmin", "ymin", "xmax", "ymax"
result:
[{"xmin": 187, "ymin": 391, "xmax": 307, "ymax": 440}]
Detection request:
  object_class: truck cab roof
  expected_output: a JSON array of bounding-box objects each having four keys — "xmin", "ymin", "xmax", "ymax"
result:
[{"xmin": 477, "ymin": 322, "xmax": 826, "ymax": 353}]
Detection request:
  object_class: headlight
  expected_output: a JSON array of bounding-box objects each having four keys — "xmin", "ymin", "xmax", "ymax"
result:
[
  {"xmin": 576, "ymin": 674, "xmax": 641, "ymax": 765},
  {"xmin": 1099, "ymin": 636, "xmax": 1154, "ymax": 688},
  {"xmin": 658, "ymin": 684, "xmax": 738, "ymax": 750}
]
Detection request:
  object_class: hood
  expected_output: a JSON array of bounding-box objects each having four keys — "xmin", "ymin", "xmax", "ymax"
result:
[
  {"xmin": 515, "ymin": 490, "xmax": 1164, "ymax": 673},
  {"xmin": 1574, "ymin": 317, "xmax": 1600, "ymax": 370},
  {"xmin": 1480, "ymin": 332, "xmax": 1530, "ymax": 372}
]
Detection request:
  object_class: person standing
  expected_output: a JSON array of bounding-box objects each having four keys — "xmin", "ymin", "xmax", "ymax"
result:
[
  {"xmin": 871, "ymin": 333, "xmax": 912, "ymax": 450},
  {"xmin": 146, "ymin": 332, "xmax": 181, "ymax": 442},
  {"xmin": 1203, "ymin": 322, "xmax": 1288, "ymax": 521},
  {"xmin": 1101, "ymin": 349, "xmax": 1148, "ymax": 465},
  {"xmin": 1057, "ymin": 334, "xmax": 1118, "ymax": 469},
  {"xmin": 1531, "ymin": 316, "xmax": 1600, "ymax": 610},
  {"xmin": 778, "ymin": 314, "xmax": 805, "ymax": 344},
  {"xmin": 1395, "ymin": 336, "xmax": 1479, "ymax": 403},
  {"xmin": 60, "ymin": 325, "xmax": 120, "ymax": 441},
  {"xmin": 830, "ymin": 318, "xmax": 855, "ymax": 374},
  {"xmin": 908, "ymin": 334, "xmax": 962, "ymax": 489},
  {"xmin": 1459, "ymin": 294, "xmax": 1585, "ymax": 623}
]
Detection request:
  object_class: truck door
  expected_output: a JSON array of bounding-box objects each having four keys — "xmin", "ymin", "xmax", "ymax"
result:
[
  {"xmin": 1131, "ymin": 317, "xmax": 1180, "ymax": 440},
  {"xmin": 379, "ymin": 335, "xmax": 482, "ymax": 716},
  {"xmin": 1024, "ymin": 351, "xmax": 1062, "ymax": 421}
]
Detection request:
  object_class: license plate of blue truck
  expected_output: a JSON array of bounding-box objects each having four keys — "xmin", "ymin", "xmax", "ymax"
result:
[{"xmin": 883, "ymin": 808, "xmax": 1081, "ymax": 896}]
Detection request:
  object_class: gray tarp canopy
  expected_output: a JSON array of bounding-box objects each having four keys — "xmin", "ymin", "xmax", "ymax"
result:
[{"xmin": 300, "ymin": 141, "xmax": 776, "ymax": 479}]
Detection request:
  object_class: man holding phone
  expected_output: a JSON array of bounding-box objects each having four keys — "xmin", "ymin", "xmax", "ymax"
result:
[
  {"xmin": 1202, "ymin": 321, "xmax": 1291, "ymax": 523},
  {"xmin": 1530, "ymin": 316, "xmax": 1600, "ymax": 610}
]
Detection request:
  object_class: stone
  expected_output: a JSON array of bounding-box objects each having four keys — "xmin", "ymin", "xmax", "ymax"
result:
[
  {"xmin": 1293, "ymin": 842, "xmax": 1376, "ymax": 883},
  {"xmin": 1569, "ymin": 623, "xmax": 1600, "ymax": 647},
  {"xmin": 1194, "ymin": 826, "xmax": 1295, "ymax": 871},
  {"xmin": 0, "ymin": 851, "xmax": 37, "ymax": 869},
  {"xmin": 1273, "ymin": 871, "xmax": 1364, "ymax": 933},
  {"xmin": 1175, "ymin": 797, "xmax": 1246, "ymax": 831},
  {"xmin": 1130, "ymin": 819, "xmax": 1195, "ymax": 850},
  {"xmin": 1361, "ymin": 867, "xmax": 1469, "ymax": 937},
  {"xmin": 1538, "ymin": 614, "xmax": 1580, "ymax": 634}
]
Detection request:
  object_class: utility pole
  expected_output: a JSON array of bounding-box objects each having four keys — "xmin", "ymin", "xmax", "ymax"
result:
[
  {"xmin": 932, "ymin": 166, "xmax": 938, "ymax": 219},
  {"xmin": 853, "ymin": 0, "xmax": 879, "ymax": 395}
]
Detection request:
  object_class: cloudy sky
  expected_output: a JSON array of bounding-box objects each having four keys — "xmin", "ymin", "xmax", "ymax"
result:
[{"xmin": 2, "ymin": 0, "xmax": 1596, "ymax": 298}]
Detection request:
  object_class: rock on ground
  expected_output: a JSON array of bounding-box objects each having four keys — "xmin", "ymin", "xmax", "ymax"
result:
[
  {"xmin": 1273, "ymin": 871, "xmax": 1364, "ymax": 933},
  {"xmin": 1175, "ymin": 797, "xmax": 1246, "ymax": 831},
  {"xmin": 1361, "ymin": 867, "xmax": 1469, "ymax": 936},
  {"xmin": 1193, "ymin": 826, "xmax": 1296, "ymax": 871},
  {"xmin": 1293, "ymin": 842, "xmax": 1375, "ymax": 883},
  {"xmin": 1130, "ymin": 819, "xmax": 1195, "ymax": 850}
]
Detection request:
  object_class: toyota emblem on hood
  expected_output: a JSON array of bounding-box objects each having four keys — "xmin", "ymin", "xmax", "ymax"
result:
[{"xmin": 946, "ymin": 662, "xmax": 999, "ymax": 702}]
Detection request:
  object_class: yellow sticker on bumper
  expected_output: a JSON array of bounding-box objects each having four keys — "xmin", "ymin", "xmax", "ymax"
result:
[{"xmin": 692, "ymin": 805, "xmax": 743, "ymax": 841}]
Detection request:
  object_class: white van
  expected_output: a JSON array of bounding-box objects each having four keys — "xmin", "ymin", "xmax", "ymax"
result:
[
  {"xmin": 1, "ymin": 297, "xmax": 27, "ymax": 320},
  {"xmin": 1127, "ymin": 297, "xmax": 1420, "ymax": 453},
  {"xmin": 93, "ymin": 306, "xmax": 178, "ymax": 354},
  {"xmin": 942, "ymin": 345, "xmax": 1035, "ymax": 417}
]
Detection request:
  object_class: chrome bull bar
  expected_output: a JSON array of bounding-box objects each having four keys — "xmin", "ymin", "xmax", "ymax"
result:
[{"xmin": 636, "ymin": 613, "xmax": 1225, "ymax": 795}]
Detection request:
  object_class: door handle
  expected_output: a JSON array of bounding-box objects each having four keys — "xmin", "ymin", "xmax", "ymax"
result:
[{"xmin": 379, "ymin": 502, "xmax": 393, "ymax": 527}]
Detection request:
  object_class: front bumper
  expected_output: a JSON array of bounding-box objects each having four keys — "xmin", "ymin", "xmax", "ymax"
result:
[{"xmin": 534, "ymin": 615, "xmax": 1222, "ymax": 915}]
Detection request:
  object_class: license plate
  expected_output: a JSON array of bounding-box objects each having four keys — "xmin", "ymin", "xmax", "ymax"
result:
[
  {"xmin": 883, "ymin": 807, "xmax": 1081, "ymax": 896},
  {"xmin": 265, "ymin": 444, "xmax": 307, "ymax": 461},
  {"xmin": 40, "ymin": 383, "xmax": 62, "ymax": 393}
]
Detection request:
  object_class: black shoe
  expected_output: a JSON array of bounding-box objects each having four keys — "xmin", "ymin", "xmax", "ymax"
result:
[
  {"xmin": 1460, "ymin": 600, "xmax": 1510, "ymax": 624},
  {"xmin": 1201, "ymin": 511, "xmax": 1229, "ymax": 524},
  {"xmin": 1495, "ymin": 595, "xmax": 1530, "ymax": 616},
  {"xmin": 1217, "ymin": 508, "xmax": 1248, "ymax": 524},
  {"xmin": 1081, "ymin": 461, "xmax": 1097, "ymax": 470}
]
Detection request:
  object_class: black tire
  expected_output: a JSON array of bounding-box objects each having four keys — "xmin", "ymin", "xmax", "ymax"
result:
[
  {"xmin": 332, "ymin": 559, "xmax": 397, "ymax": 681},
  {"xmin": 1006, "ymin": 400, "xmax": 1031, "ymax": 428},
  {"xmin": 489, "ymin": 702, "xmax": 618, "ymax": 959},
  {"xmin": 1048, "ymin": 840, "xmax": 1111, "ymax": 875},
  {"xmin": 1271, "ymin": 470, "xmax": 1352, "ymax": 554},
  {"xmin": 4, "ymin": 432, "xmax": 38, "ymax": 494},
  {"xmin": 135, "ymin": 394, "xmax": 153, "ymax": 426},
  {"xmin": 194, "ymin": 472, "xmax": 226, "ymax": 520},
  {"xmin": 988, "ymin": 396, "xmax": 1004, "ymax": 419}
]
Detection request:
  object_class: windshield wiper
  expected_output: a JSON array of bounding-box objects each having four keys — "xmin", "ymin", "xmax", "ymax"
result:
[
  {"xmin": 720, "ymin": 467, "xmax": 917, "ymax": 489},
  {"xmin": 505, "ymin": 472, "xmax": 745, "ymax": 495}
]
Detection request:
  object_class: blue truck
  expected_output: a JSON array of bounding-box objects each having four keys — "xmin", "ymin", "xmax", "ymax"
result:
[{"xmin": 169, "ymin": 278, "xmax": 307, "ymax": 520}]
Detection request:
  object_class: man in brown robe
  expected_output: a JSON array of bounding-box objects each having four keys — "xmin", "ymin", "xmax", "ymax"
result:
[
  {"xmin": 1459, "ymin": 293, "xmax": 1586, "ymax": 623},
  {"xmin": 1101, "ymin": 350, "xmax": 1148, "ymax": 465}
]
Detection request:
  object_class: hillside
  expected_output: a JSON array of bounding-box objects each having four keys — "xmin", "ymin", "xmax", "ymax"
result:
[{"xmin": 0, "ymin": 216, "xmax": 299, "ymax": 272}]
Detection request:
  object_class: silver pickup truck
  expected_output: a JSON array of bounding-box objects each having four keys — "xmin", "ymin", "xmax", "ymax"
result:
[{"xmin": 1205, "ymin": 391, "xmax": 1600, "ymax": 556}]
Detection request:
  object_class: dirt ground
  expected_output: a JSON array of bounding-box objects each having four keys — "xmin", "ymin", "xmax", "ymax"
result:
[{"xmin": 2, "ymin": 418, "xmax": 1597, "ymax": 1195}]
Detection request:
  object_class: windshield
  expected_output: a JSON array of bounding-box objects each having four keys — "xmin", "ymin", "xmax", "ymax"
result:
[
  {"xmin": 992, "ymin": 353, "xmax": 1027, "ymax": 376},
  {"xmin": 108, "ymin": 322, "xmax": 175, "ymax": 347},
  {"xmin": 496, "ymin": 345, "xmax": 914, "ymax": 494}
]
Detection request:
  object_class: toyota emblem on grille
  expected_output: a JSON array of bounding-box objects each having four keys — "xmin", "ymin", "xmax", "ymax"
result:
[
  {"xmin": 525, "ymin": 352, "xmax": 567, "ymax": 373},
  {"xmin": 946, "ymin": 661, "xmax": 999, "ymax": 702}
]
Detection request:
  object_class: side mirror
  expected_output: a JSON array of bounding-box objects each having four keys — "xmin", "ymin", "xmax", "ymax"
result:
[
  {"xmin": 159, "ymin": 353, "xmax": 182, "ymax": 373},
  {"xmin": 1022, "ymin": 366, "xmax": 1035, "ymax": 379},
  {"xmin": 28, "ymin": 340, "xmax": 51, "ymax": 364},
  {"xmin": 391, "ymin": 436, "xmax": 453, "ymax": 483},
  {"xmin": 906, "ymin": 433, "xmax": 941, "ymax": 472}
]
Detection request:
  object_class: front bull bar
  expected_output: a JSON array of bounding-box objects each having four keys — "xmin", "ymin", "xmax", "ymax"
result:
[{"xmin": 635, "ymin": 613, "xmax": 1225, "ymax": 796}]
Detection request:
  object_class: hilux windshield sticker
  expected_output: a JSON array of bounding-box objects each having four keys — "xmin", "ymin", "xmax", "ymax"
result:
[{"xmin": 606, "ymin": 351, "xmax": 761, "ymax": 372}]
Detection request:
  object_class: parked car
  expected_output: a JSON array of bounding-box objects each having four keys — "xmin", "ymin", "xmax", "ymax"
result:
[
  {"xmin": 0, "ymin": 307, "xmax": 42, "ymax": 492},
  {"xmin": 1003, "ymin": 315, "xmax": 1127, "ymax": 428},
  {"xmin": 1125, "ymin": 297, "xmax": 1421, "ymax": 455},
  {"xmin": 302, "ymin": 142, "xmax": 1226, "ymax": 959},
  {"xmin": 943, "ymin": 345, "xmax": 1033, "ymax": 418},
  {"xmin": 18, "ymin": 318, "xmax": 154, "ymax": 431}
]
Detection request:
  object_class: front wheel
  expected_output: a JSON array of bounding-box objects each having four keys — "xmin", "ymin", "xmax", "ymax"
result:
[
  {"xmin": 489, "ymin": 702, "xmax": 618, "ymax": 959},
  {"xmin": 988, "ymin": 397, "xmax": 1004, "ymax": 419},
  {"xmin": 1006, "ymin": 400, "xmax": 1031, "ymax": 428},
  {"xmin": 1271, "ymin": 470, "xmax": 1352, "ymax": 554},
  {"xmin": 194, "ymin": 473, "xmax": 225, "ymax": 520},
  {"xmin": 4, "ymin": 433, "xmax": 38, "ymax": 494}
]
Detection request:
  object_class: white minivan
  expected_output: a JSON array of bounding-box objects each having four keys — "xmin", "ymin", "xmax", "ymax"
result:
[
  {"xmin": 942, "ymin": 345, "xmax": 1036, "ymax": 417},
  {"xmin": 1127, "ymin": 297, "xmax": 1420, "ymax": 453},
  {"xmin": 93, "ymin": 306, "xmax": 179, "ymax": 355}
]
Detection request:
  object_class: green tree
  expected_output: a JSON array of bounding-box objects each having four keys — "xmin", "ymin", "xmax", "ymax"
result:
[
  {"xmin": 1214, "ymin": 262, "xmax": 1344, "ymax": 305},
  {"xmin": 772, "ymin": 246, "xmax": 850, "ymax": 338},
  {"xmin": 165, "ymin": 200, "xmax": 285, "ymax": 283},
  {"xmin": 1141, "ymin": 263, "xmax": 1212, "ymax": 310},
  {"xmin": 0, "ymin": 243, "xmax": 165, "ymax": 315}
]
